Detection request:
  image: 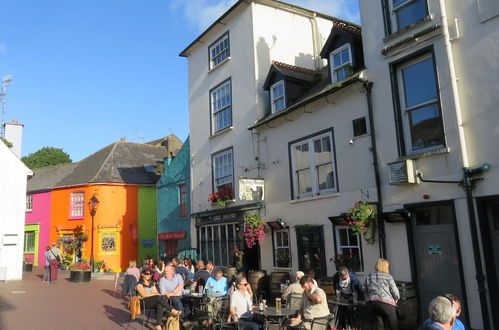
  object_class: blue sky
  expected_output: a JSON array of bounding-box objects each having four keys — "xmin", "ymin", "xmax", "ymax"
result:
[{"xmin": 0, "ymin": 0, "xmax": 359, "ymax": 162}]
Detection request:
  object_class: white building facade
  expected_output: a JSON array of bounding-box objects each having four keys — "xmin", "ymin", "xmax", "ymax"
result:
[
  {"xmin": 181, "ymin": 0, "xmax": 346, "ymax": 271},
  {"xmin": 358, "ymin": 0, "xmax": 499, "ymax": 328},
  {"xmin": 0, "ymin": 141, "xmax": 32, "ymax": 280}
]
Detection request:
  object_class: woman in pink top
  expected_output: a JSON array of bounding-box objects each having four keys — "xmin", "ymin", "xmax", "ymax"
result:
[{"xmin": 125, "ymin": 260, "xmax": 140, "ymax": 282}]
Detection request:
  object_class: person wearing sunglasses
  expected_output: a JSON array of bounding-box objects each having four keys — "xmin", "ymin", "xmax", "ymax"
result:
[
  {"xmin": 136, "ymin": 268, "xmax": 181, "ymax": 330},
  {"xmin": 229, "ymin": 275, "xmax": 262, "ymax": 330}
]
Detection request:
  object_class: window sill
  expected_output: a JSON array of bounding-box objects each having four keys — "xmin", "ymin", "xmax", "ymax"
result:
[
  {"xmin": 274, "ymin": 267, "xmax": 292, "ymax": 271},
  {"xmin": 398, "ymin": 146, "xmax": 451, "ymax": 161},
  {"xmin": 290, "ymin": 192, "xmax": 340, "ymax": 204},
  {"xmin": 383, "ymin": 15, "xmax": 433, "ymax": 43},
  {"xmin": 69, "ymin": 216, "xmax": 84, "ymax": 220},
  {"xmin": 208, "ymin": 57, "xmax": 231, "ymax": 74},
  {"xmin": 210, "ymin": 126, "xmax": 234, "ymax": 139}
]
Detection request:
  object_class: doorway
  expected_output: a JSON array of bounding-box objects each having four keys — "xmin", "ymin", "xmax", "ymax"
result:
[
  {"xmin": 407, "ymin": 202, "xmax": 467, "ymax": 324},
  {"xmin": 477, "ymin": 197, "xmax": 499, "ymax": 329},
  {"xmin": 296, "ymin": 226, "xmax": 327, "ymax": 278}
]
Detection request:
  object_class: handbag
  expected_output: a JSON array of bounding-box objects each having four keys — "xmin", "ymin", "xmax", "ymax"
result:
[{"xmin": 50, "ymin": 249, "xmax": 61, "ymax": 262}]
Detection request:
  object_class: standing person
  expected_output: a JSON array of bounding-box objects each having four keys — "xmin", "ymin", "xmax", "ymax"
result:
[
  {"xmin": 229, "ymin": 275, "xmax": 261, "ymax": 330},
  {"xmin": 290, "ymin": 275, "xmax": 330, "ymax": 329},
  {"xmin": 332, "ymin": 266, "xmax": 364, "ymax": 328},
  {"xmin": 365, "ymin": 258, "xmax": 400, "ymax": 330},
  {"xmin": 42, "ymin": 246, "xmax": 51, "ymax": 283},
  {"xmin": 232, "ymin": 246, "xmax": 246, "ymax": 273},
  {"xmin": 48, "ymin": 242, "xmax": 62, "ymax": 283},
  {"xmin": 419, "ymin": 296, "xmax": 457, "ymax": 330},
  {"xmin": 136, "ymin": 268, "xmax": 180, "ymax": 330}
]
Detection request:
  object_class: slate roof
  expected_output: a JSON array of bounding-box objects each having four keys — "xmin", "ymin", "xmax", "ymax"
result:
[
  {"xmin": 263, "ymin": 61, "xmax": 318, "ymax": 90},
  {"xmin": 27, "ymin": 138, "xmax": 174, "ymax": 192}
]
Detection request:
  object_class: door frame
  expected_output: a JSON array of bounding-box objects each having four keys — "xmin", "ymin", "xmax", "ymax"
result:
[
  {"xmin": 404, "ymin": 200, "xmax": 469, "ymax": 324},
  {"xmin": 476, "ymin": 195, "xmax": 499, "ymax": 329},
  {"xmin": 295, "ymin": 225, "xmax": 327, "ymax": 279}
]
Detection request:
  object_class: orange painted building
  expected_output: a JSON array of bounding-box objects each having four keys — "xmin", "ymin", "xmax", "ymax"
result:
[{"xmin": 49, "ymin": 184, "xmax": 139, "ymax": 272}]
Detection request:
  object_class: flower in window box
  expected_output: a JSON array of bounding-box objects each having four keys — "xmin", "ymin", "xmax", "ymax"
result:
[
  {"xmin": 23, "ymin": 256, "xmax": 33, "ymax": 265},
  {"xmin": 242, "ymin": 213, "xmax": 266, "ymax": 248},
  {"xmin": 208, "ymin": 187, "xmax": 233, "ymax": 208},
  {"xmin": 346, "ymin": 201, "xmax": 377, "ymax": 245}
]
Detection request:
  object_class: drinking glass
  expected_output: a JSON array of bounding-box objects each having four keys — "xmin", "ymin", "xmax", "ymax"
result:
[{"xmin": 275, "ymin": 297, "xmax": 281, "ymax": 310}]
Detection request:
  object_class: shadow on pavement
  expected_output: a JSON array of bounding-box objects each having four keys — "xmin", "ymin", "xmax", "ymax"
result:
[
  {"xmin": 103, "ymin": 304, "xmax": 131, "ymax": 328},
  {"xmin": 0, "ymin": 295, "xmax": 15, "ymax": 330}
]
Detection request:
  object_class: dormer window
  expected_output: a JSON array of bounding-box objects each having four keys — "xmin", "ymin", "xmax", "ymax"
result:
[
  {"xmin": 270, "ymin": 81, "xmax": 286, "ymax": 113},
  {"xmin": 209, "ymin": 32, "xmax": 230, "ymax": 69},
  {"xmin": 330, "ymin": 44, "xmax": 352, "ymax": 83}
]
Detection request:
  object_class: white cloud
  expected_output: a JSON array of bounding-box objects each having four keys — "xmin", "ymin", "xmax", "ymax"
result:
[{"xmin": 171, "ymin": 0, "xmax": 360, "ymax": 32}]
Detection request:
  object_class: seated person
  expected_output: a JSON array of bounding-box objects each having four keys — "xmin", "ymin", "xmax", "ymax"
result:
[
  {"xmin": 332, "ymin": 266, "xmax": 364, "ymax": 328},
  {"xmin": 205, "ymin": 268, "xmax": 228, "ymax": 297},
  {"xmin": 159, "ymin": 265, "xmax": 186, "ymax": 319},
  {"xmin": 422, "ymin": 294, "xmax": 465, "ymax": 330},
  {"xmin": 193, "ymin": 260, "xmax": 210, "ymax": 290},
  {"xmin": 136, "ymin": 268, "xmax": 180, "ymax": 330},
  {"xmin": 230, "ymin": 275, "xmax": 262, "ymax": 330},
  {"xmin": 282, "ymin": 271, "xmax": 305, "ymax": 310},
  {"xmin": 290, "ymin": 275, "xmax": 330, "ymax": 330},
  {"xmin": 420, "ymin": 296, "xmax": 457, "ymax": 330},
  {"xmin": 229, "ymin": 271, "xmax": 253, "ymax": 297}
]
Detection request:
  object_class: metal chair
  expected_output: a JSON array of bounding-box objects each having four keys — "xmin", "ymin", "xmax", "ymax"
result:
[{"xmin": 285, "ymin": 293, "xmax": 303, "ymax": 313}]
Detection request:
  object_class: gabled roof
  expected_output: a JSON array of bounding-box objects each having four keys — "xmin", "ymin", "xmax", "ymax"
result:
[
  {"xmin": 263, "ymin": 61, "xmax": 318, "ymax": 90},
  {"xmin": 179, "ymin": 0, "xmax": 360, "ymax": 57},
  {"xmin": 27, "ymin": 137, "xmax": 176, "ymax": 192},
  {"xmin": 320, "ymin": 22, "xmax": 362, "ymax": 58}
]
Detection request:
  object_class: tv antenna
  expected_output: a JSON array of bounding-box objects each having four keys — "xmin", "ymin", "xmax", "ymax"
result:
[{"xmin": 1, "ymin": 75, "xmax": 13, "ymax": 138}]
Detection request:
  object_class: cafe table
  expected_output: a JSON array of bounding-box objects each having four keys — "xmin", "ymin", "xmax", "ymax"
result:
[{"xmin": 253, "ymin": 307, "xmax": 296, "ymax": 330}]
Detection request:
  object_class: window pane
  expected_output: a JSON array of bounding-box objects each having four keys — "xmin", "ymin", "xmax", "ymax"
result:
[
  {"xmin": 314, "ymin": 137, "xmax": 332, "ymax": 164},
  {"xmin": 333, "ymin": 53, "xmax": 341, "ymax": 67},
  {"xmin": 294, "ymin": 144, "xmax": 309, "ymax": 169},
  {"xmin": 282, "ymin": 231, "xmax": 289, "ymax": 246},
  {"xmin": 402, "ymin": 57, "xmax": 437, "ymax": 108},
  {"xmin": 393, "ymin": 0, "xmax": 409, "ymax": 7},
  {"xmin": 274, "ymin": 98, "xmax": 285, "ymax": 111},
  {"xmin": 409, "ymin": 104, "xmax": 444, "ymax": 150},
  {"xmin": 396, "ymin": 0, "xmax": 428, "ymax": 30},
  {"xmin": 297, "ymin": 169, "xmax": 312, "ymax": 194},
  {"xmin": 272, "ymin": 83, "xmax": 284, "ymax": 97},
  {"xmin": 317, "ymin": 163, "xmax": 334, "ymax": 190},
  {"xmin": 341, "ymin": 49, "xmax": 350, "ymax": 63},
  {"xmin": 339, "ymin": 228, "xmax": 348, "ymax": 246}
]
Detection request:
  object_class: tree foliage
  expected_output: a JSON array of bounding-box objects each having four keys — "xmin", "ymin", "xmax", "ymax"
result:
[
  {"xmin": 1, "ymin": 137, "xmax": 13, "ymax": 148},
  {"xmin": 21, "ymin": 147, "xmax": 72, "ymax": 169}
]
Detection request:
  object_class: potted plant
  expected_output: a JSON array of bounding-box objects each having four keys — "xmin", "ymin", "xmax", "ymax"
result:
[
  {"xmin": 346, "ymin": 201, "xmax": 377, "ymax": 245},
  {"xmin": 208, "ymin": 187, "xmax": 234, "ymax": 208},
  {"xmin": 69, "ymin": 260, "xmax": 92, "ymax": 282},
  {"xmin": 23, "ymin": 256, "xmax": 33, "ymax": 272},
  {"xmin": 94, "ymin": 259, "xmax": 104, "ymax": 272},
  {"xmin": 60, "ymin": 255, "xmax": 72, "ymax": 271},
  {"xmin": 242, "ymin": 213, "xmax": 266, "ymax": 248}
]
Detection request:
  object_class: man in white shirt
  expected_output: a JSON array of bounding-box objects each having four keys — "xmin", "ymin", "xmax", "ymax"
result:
[{"xmin": 290, "ymin": 275, "xmax": 330, "ymax": 329}]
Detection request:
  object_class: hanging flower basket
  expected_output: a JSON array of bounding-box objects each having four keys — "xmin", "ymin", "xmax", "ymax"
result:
[
  {"xmin": 242, "ymin": 213, "xmax": 265, "ymax": 248},
  {"xmin": 208, "ymin": 187, "xmax": 233, "ymax": 208},
  {"xmin": 346, "ymin": 201, "xmax": 377, "ymax": 245}
]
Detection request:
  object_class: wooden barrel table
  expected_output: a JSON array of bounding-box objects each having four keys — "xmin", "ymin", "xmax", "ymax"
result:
[
  {"xmin": 269, "ymin": 271, "xmax": 290, "ymax": 301},
  {"xmin": 248, "ymin": 270, "xmax": 268, "ymax": 299}
]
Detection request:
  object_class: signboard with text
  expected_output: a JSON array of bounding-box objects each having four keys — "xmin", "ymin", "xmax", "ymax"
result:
[{"xmin": 239, "ymin": 178, "xmax": 264, "ymax": 201}]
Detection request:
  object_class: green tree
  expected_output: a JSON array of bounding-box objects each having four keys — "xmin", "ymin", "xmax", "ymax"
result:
[
  {"xmin": 21, "ymin": 147, "xmax": 72, "ymax": 169},
  {"xmin": 1, "ymin": 137, "xmax": 13, "ymax": 148}
]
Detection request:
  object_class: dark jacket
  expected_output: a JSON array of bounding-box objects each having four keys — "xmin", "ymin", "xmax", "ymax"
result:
[{"xmin": 332, "ymin": 271, "xmax": 365, "ymax": 300}]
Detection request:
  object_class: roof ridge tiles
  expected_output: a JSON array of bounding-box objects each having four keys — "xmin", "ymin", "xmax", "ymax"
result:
[{"xmin": 271, "ymin": 61, "xmax": 317, "ymax": 74}]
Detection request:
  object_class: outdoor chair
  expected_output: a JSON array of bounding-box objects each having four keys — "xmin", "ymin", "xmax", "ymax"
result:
[
  {"xmin": 122, "ymin": 274, "xmax": 137, "ymax": 301},
  {"xmin": 285, "ymin": 293, "xmax": 303, "ymax": 313},
  {"xmin": 113, "ymin": 272, "xmax": 125, "ymax": 297}
]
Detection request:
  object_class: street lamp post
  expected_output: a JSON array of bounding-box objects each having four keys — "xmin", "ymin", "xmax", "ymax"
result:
[{"xmin": 88, "ymin": 194, "xmax": 100, "ymax": 271}]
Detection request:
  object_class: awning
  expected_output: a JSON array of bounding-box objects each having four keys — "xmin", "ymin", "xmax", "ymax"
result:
[{"xmin": 158, "ymin": 231, "xmax": 186, "ymax": 240}]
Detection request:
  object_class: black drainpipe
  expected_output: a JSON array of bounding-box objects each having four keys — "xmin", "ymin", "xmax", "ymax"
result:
[{"xmin": 363, "ymin": 81, "xmax": 386, "ymax": 259}]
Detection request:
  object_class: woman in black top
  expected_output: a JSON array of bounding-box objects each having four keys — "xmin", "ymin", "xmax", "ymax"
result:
[{"xmin": 136, "ymin": 268, "xmax": 180, "ymax": 330}]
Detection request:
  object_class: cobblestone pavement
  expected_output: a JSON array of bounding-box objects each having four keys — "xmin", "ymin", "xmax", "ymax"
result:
[{"xmin": 0, "ymin": 268, "xmax": 137, "ymax": 330}]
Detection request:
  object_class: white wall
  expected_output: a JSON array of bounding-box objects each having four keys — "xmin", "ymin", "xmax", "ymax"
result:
[
  {"xmin": 255, "ymin": 81, "xmax": 379, "ymax": 277},
  {"xmin": 0, "ymin": 142, "xmax": 32, "ymax": 280}
]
